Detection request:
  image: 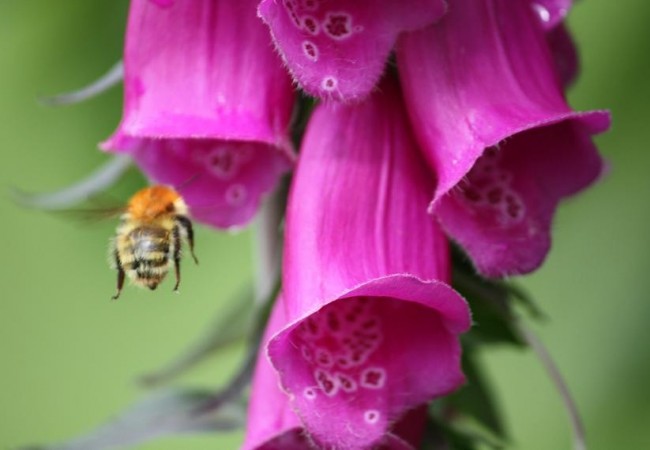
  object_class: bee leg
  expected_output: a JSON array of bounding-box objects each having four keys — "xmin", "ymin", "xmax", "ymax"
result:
[
  {"xmin": 112, "ymin": 250, "xmax": 125, "ymax": 300},
  {"xmin": 172, "ymin": 225, "xmax": 182, "ymax": 292},
  {"xmin": 176, "ymin": 215, "xmax": 198, "ymax": 265}
]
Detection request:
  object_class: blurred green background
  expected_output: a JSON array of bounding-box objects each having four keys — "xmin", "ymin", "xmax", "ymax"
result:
[{"xmin": 0, "ymin": 0, "xmax": 648, "ymax": 449}]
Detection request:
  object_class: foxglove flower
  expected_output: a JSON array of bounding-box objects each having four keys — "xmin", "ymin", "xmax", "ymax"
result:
[
  {"xmin": 266, "ymin": 78, "xmax": 470, "ymax": 449},
  {"xmin": 258, "ymin": 0, "xmax": 447, "ymax": 100},
  {"xmin": 103, "ymin": 0, "xmax": 295, "ymax": 228},
  {"xmin": 243, "ymin": 298, "xmax": 428, "ymax": 450},
  {"xmin": 397, "ymin": 0, "xmax": 610, "ymax": 276}
]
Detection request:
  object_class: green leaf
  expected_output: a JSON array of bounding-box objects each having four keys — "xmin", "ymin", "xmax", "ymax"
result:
[
  {"xmin": 444, "ymin": 352, "xmax": 506, "ymax": 439},
  {"xmin": 451, "ymin": 246, "xmax": 546, "ymax": 347},
  {"xmin": 39, "ymin": 60, "xmax": 123, "ymax": 106},
  {"xmin": 11, "ymin": 155, "xmax": 132, "ymax": 211},
  {"xmin": 452, "ymin": 268, "xmax": 523, "ymax": 347},
  {"xmin": 19, "ymin": 389, "xmax": 245, "ymax": 450}
]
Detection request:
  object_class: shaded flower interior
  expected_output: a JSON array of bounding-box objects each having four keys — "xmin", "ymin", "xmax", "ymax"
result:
[
  {"xmin": 452, "ymin": 146, "xmax": 526, "ymax": 226},
  {"xmin": 437, "ymin": 119, "xmax": 606, "ymax": 276}
]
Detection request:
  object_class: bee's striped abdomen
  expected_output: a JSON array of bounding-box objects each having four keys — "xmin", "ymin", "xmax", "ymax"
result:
[{"xmin": 118, "ymin": 225, "xmax": 172, "ymax": 290}]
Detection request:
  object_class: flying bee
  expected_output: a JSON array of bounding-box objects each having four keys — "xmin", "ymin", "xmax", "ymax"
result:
[{"xmin": 110, "ymin": 185, "xmax": 198, "ymax": 300}]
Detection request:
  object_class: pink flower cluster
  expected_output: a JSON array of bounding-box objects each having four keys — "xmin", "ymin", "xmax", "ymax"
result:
[{"xmin": 104, "ymin": 0, "xmax": 609, "ymax": 448}]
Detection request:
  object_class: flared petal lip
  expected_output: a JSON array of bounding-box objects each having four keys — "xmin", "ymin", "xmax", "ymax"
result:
[
  {"xmin": 271, "ymin": 273, "xmax": 472, "ymax": 353},
  {"xmin": 429, "ymin": 108, "xmax": 611, "ymax": 210},
  {"xmin": 266, "ymin": 275, "xmax": 470, "ymax": 447}
]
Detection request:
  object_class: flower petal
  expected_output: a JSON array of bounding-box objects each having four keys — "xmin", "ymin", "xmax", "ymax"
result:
[
  {"xmin": 270, "ymin": 78, "xmax": 470, "ymax": 448},
  {"xmin": 103, "ymin": 0, "xmax": 295, "ymax": 228},
  {"xmin": 244, "ymin": 298, "xmax": 431, "ymax": 450},
  {"xmin": 397, "ymin": 0, "xmax": 610, "ymax": 276},
  {"xmin": 436, "ymin": 121, "xmax": 604, "ymax": 277},
  {"xmin": 258, "ymin": 0, "xmax": 446, "ymax": 100}
]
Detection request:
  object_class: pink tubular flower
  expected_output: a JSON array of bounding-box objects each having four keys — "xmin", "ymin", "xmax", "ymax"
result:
[
  {"xmin": 242, "ymin": 298, "xmax": 429, "ymax": 450},
  {"xmin": 102, "ymin": 0, "xmax": 295, "ymax": 228},
  {"xmin": 257, "ymin": 0, "xmax": 447, "ymax": 100},
  {"xmin": 397, "ymin": 0, "xmax": 610, "ymax": 277},
  {"xmin": 265, "ymin": 78, "xmax": 470, "ymax": 449}
]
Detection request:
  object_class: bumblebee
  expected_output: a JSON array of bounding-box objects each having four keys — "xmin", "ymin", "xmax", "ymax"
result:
[{"xmin": 110, "ymin": 185, "xmax": 198, "ymax": 300}]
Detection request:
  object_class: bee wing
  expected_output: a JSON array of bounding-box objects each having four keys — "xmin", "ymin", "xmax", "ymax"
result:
[
  {"xmin": 13, "ymin": 185, "xmax": 127, "ymax": 224},
  {"xmin": 10, "ymin": 155, "xmax": 132, "ymax": 210},
  {"xmin": 49, "ymin": 204, "xmax": 127, "ymax": 225}
]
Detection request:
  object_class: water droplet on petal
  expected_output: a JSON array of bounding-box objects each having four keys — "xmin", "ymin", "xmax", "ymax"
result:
[{"xmin": 532, "ymin": 3, "xmax": 551, "ymax": 23}]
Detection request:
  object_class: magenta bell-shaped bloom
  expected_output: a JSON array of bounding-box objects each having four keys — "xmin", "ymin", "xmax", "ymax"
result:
[
  {"xmin": 242, "ymin": 298, "xmax": 429, "ymax": 450},
  {"xmin": 397, "ymin": 0, "xmax": 610, "ymax": 277},
  {"xmin": 258, "ymin": 0, "xmax": 446, "ymax": 100},
  {"xmin": 102, "ymin": 0, "xmax": 295, "ymax": 228},
  {"xmin": 263, "ymin": 78, "xmax": 470, "ymax": 449}
]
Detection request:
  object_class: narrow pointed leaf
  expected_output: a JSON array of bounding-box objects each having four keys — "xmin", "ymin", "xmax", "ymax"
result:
[
  {"xmin": 443, "ymin": 352, "xmax": 506, "ymax": 438},
  {"xmin": 40, "ymin": 61, "xmax": 123, "ymax": 106},
  {"xmin": 11, "ymin": 155, "xmax": 131, "ymax": 210}
]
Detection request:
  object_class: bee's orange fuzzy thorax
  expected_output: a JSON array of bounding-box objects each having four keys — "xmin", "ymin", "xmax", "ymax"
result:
[{"xmin": 127, "ymin": 185, "xmax": 181, "ymax": 221}]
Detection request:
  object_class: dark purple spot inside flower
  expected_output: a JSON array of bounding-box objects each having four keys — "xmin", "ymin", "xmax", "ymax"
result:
[
  {"xmin": 364, "ymin": 410, "xmax": 380, "ymax": 424},
  {"xmin": 315, "ymin": 369, "xmax": 337, "ymax": 395},
  {"xmin": 316, "ymin": 349, "xmax": 332, "ymax": 366},
  {"xmin": 364, "ymin": 371, "xmax": 381, "ymax": 386},
  {"xmin": 361, "ymin": 368, "xmax": 386, "ymax": 389},
  {"xmin": 463, "ymin": 187, "xmax": 482, "ymax": 202},
  {"xmin": 324, "ymin": 13, "xmax": 352, "ymax": 39},
  {"xmin": 303, "ymin": 17, "xmax": 317, "ymax": 34},
  {"xmin": 303, "ymin": 41, "xmax": 318, "ymax": 60},
  {"xmin": 507, "ymin": 201, "xmax": 522, "ymax": 219},
  {"xmin": 337, "ymin": 373, "xmax": 356, "ymax": 392},
  {"xmin": 210, "ymin": 152, "xmax": 234, "ymax": 174},
  {"xmin": 306, "ymin": 318, "xmax": 319, "ymax": 335},
  {"xmin": 225, "ymin": 184, "xmax": 247, "ymax": 206},
  {"xmin": 327, "ymin": 312, "xmax": 340, "ymax": 331},
  {"xmin": 323, "ymin": 78, "xmax": 335, "ymax": 89},
  {"xmin": 487, "ymin": 187, "xmax": 504, "ymax": 204}
]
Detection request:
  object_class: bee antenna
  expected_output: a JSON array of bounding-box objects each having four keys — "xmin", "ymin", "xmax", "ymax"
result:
[{"xmin": 176, "ymin": 173, "xmax": 202, "ymax": 192}]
